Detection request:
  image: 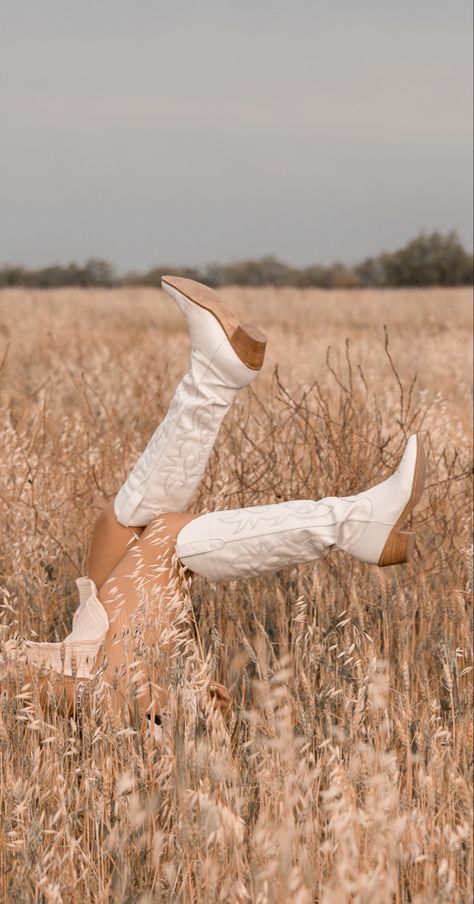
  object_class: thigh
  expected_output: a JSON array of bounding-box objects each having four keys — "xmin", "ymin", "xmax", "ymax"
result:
[{"xmin": 96, "ymin": 512, "xmax": 198, "ymax": 696}]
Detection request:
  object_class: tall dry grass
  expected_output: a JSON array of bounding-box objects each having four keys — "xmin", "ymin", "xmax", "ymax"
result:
[{"xmin": 0, "ymin": 286, "xmax": 472, "ymax": 903}]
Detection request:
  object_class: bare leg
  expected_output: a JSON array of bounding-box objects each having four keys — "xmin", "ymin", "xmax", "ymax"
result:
[
  {"xmin": 92, "ymin": 509, "xmax": 232, "ymax": 721},
  {"xmin": 8, "ymin": 490, "xmax": 236, "ymax": 724},
  {"xmin": 20, "ymin": 510, "xmax": 196, "ymax": 722},
  {"xmin": 96, "ymin": 511, "xmax": 198, "ymax": 722}
]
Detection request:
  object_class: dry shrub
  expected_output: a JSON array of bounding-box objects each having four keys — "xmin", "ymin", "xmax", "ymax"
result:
[{"xmin": 0, "ymin": 287, "xmax": 472, "ymax": 903}]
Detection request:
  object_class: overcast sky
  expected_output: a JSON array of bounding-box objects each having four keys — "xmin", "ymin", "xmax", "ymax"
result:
[{"xmin": 0, "ymin": 0, "xmax": 472, "ymax": 271}]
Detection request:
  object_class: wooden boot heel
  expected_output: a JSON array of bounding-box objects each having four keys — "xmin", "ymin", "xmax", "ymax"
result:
[
  {"xmin": 378, "ymin": 530, "xmax": 416, "ymax": 567},
  {"xmin": 230, "ymin": 322, "xmax": 267, "ymax": 370}
]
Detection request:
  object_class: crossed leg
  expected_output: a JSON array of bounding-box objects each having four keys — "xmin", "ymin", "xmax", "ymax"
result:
[
  {"xmin": 13, "ymin": 506, "xmax": 198, "ymax": 723},
  {"xmin": 84, "ymin": 502, "xmax": 232, "ymax": 721},
  {"xmin": 89, "ymin": 506, "xmax": 197, "ymax": 722}
]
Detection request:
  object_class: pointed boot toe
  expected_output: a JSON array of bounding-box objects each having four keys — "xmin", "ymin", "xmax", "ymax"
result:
[
  {"xmin": 344, "ymin": 433, "xmax": 427, "ymax": 566},
  {"xmin": 162, "ymin": 275, "xmax": 267, "ymax": 382}
]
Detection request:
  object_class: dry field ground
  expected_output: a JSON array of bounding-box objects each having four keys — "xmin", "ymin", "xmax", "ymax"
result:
[{"xmin": 0, "ymin": 287, "xmax": 472, "ymax": 903}]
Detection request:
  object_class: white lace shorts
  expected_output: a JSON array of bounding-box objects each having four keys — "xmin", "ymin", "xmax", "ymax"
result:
[{"xmin": 4, "ymin": 577, "xmax": 109, "ymax": 679}]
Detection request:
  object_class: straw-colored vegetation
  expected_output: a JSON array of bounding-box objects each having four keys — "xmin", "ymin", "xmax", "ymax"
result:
[{"xmin": 0, "ymin": 286, "xmax": 472, "ymax": 903}]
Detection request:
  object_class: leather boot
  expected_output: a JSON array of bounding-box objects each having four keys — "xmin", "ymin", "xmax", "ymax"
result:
[
  {"xmin": 175, "ymin": 434, "xmax": 426, "ymax": 579},
  {"xmin": 114, "ymin": 276, "xmax": 266, "ymax": 527}
]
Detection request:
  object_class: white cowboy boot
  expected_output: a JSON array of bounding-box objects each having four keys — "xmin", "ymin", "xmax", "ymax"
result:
[
  {"xmin": 175, "ymin": 434, "xmax": 426, "ymax": 579},
  {"xmin": 114, "ymin": 276, "xmax": 266, "ymax": 527}
]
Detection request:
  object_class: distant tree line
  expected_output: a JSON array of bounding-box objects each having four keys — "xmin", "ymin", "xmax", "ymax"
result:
[{"xmin": 0, "ymin": 231, "xmax": 472, "ymax": 290}]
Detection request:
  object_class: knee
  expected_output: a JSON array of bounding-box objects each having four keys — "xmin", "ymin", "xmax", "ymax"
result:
[
  {"xmin": 93, "ymin": 501, "xmax": 117, "ymax": 536},
  {"xmin": 143, "ymin": 512, "xmax": 196, "ymax": 543},
  {"xmin": 134, "ymin": 515, "xmax": 177, "ymax": 570}
]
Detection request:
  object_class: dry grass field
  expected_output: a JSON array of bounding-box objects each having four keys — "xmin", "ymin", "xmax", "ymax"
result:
[{"xmin": 0, "ymin": 286, "xmax": 472, "ymax": 903}]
